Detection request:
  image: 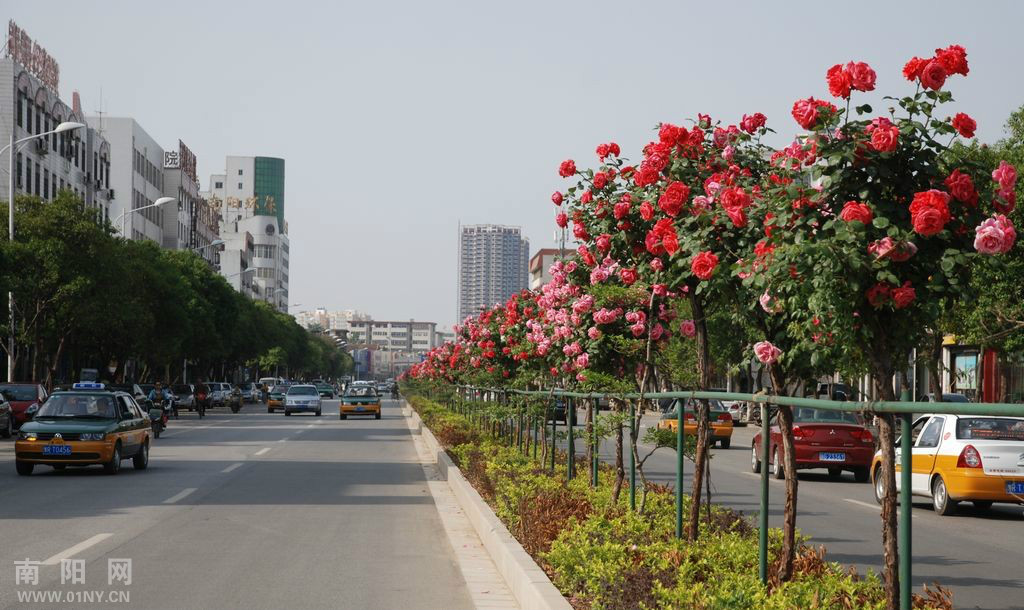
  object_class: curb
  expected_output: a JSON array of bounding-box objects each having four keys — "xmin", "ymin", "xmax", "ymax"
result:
[{"xmin": 404, "ymin": 405, "xmax": 573, "ymax": 610}]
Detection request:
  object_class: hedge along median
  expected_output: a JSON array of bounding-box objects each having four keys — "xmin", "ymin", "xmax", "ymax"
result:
[{"xmin": 408, "ymin": 395, "xmax": 953, "ymax": 610}]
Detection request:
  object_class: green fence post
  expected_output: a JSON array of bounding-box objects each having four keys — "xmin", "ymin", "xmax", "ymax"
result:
[
  {"xmin": 759, "ymin": 401, "xmax": 770, "ymax": 584},
  {"xmin": 900, "ymin": 392, "xmax": 913, "ymax": 610},
  {"xmin": 629, "ymin": 400, "xmax": 636, "ymax": 510},
  {"xmin": 593, "ymin": 400, "xmax": 600, "ymax": 487},
  {"xmin": 533, "ymin": 412, "xmax": 539, "ymax": 461},
  {"xmin": 550, "ymin": 398, "xmax": 557, "ymax": 473},
  {"xmin": 567, "ymin": 398, "xmax": 575, "ymax": 481},
  {"xmin": 675, "ymin": 398, "xmax": 683, "ymax": 539}
]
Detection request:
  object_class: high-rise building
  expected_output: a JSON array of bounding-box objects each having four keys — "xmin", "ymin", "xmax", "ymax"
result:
[
  {"xmin": 203, "ymin": 156, "xmax": 289, "ymax": 312},
  {"xmin": 457, "ymin": 224, "xmax": 529, "ymax": 323},
  {"xmin": 1, "ymin": 22, "xmax": 112, "ymax": 218},
  {"xmin": 162, "ymin": 139, "xmax": 219, "ymax": 264}
]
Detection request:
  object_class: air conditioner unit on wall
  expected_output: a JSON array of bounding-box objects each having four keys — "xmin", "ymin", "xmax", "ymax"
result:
[{"xmin": 34, "ymin": 139, "xmax": 48, "ymax": 156}]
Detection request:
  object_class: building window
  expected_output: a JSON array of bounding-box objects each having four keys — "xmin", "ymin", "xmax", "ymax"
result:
[
  {"xmin": 16, "ymin": 92, "xmax": 23, "ymax": 128},
  {"xmin": 237, "ymin": 182, "xmax": 243, "ymax": 189},
  {"xmin": 16, "ymin": 154, "xmax": 22, "ymax": 189},
  {"xmin": 34, "ymin": 161, "xmax": 40, "ymax": 195},
  {"xmin": 215, "ymin": 181, "xmax": 223, "ymax": 189},
  {"xmin": 238, "ymin": 169, "xmax": 243, "ymax": 175},
  {"xmin": 43, "ymin": 169, "xmax": 49, "ymax": 200}
]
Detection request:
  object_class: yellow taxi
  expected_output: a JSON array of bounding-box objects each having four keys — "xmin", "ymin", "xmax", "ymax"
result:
[
  {"xmin": 340, "ymin": 384, "xmax": 381, "ymax": 420},
  {"xmin": 872, "ymin": 413, "xmax": 1024, "ymax": 515},
  {"xmin": 15, "ymin": 383, "xmax": 152, "ymax": 475},
  {"xmin": 266, "ymin": 385, "xmax": 286, "ymax": 413},
  {"xmin": 657, "ymin": 398, "xmax": 734, "ymax": 448}
]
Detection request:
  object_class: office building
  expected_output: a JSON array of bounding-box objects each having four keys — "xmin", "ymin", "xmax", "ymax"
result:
[
  {"xmin": 204, "ymin": 155, "xmax": 289, "ymax": 312},
  {"xmin": 457, "ymin": 224, "xmax": 529, "ymax": 323},
  {"xmin": 162, "ymin": 139, "xmax": 219, "ymax": 263},
  {"xmin": 1, "ymin": 23, "xmax": 111, "ymax": 217}
]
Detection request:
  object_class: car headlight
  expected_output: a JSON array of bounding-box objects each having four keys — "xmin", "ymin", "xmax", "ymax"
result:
[
  {"xmin": 26, "ymin": 403, "xmax": 39, "ymax": 414},
  {"xmin": 80, "ymin": 432, "xmax": 106, "ymax": 441},
  {"xmin": 19, "ymin": 430, "xmax": 37, "ymax": 441}
]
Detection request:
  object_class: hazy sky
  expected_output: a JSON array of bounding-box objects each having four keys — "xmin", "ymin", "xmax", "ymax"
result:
[{"xmin": 9, "ymin": 1, "xmax": 1024, "ymax": 329}]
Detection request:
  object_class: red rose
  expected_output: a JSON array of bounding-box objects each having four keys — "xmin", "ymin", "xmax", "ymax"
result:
[
  {"xmin": 919, "ymin": 60, "xmax": 947, "ymax": 90},
  {"xmin": 826, "ymin": 64, "xmax": 851, "ymax": 98},
  {"xmin": 662, "ymin": 230, "xmax": 679, "ymax": 255},
  {"xmin": 593, "ymin": 172, "xmax": 609, "ymax": 190},
  {"xmin": 580, "ymin": 190, "xmax": 593, "ymax": 204},
  {"xmin": 551, "ymin": 191, "xmax": 563, "ymax": 206},
  {"xmin": 558, "ymin": 159, "xmax": 576, "ymax": 177},
  {"xmin": 645, "ymin": 230, "xmax": 665, "ymax": 256},
  {"xmin": 840, "ymin": 201, "xmax": 873, "ymax": 224},
  {"xmin": 846, "ymin": 61, "xmax": 877, "ymax": 92},
  {"xmin": 866, "ymin": 283, "xmax": 891, "ymax": 307},
  {"xmin": 595, "ymin": 233, "xmax": 611, "ymax": 253},
  {"xmin": 902, "ymin": 57, "xmax": 927, "ymax": 82},
  {"xmin": 596, "ymin": 143, "xmax": 610, "ymax": 160},
  {"xmin": 658, "ymin": 181, "xmax": 690, "ymax": 217},
  {"xmin": 952, "ymin": 112, "xmax": 976, "ymax": 138},
  {"xmin": 613, "ymin": 200, "xmax": 630, "ymax": 220},
  {"xmin": 740, "ymin": 112, "xmax": 767, "ymax": 134},
  {"xmin": 909, "ymin": 189, "xmax": 951, "ymax": 236},
  {"xmin": 619, "ymin": 268, "xmax": 638, "ymax": 285},
  {"xmin": 555, "ymin": 212, "xmax": 568, "ymax": 228},
  {"xmin": 792, "ymin": 97, "xmax": 820, "ymax": 129},
  {"xmin": 691, "ymin": 251, "xmax": 719, "ymax": 280},
  {"xmin": 719, "ymin": 186, "xmax": 752, "ymax": 213},
  {"xmin": 725, "ymin": 206, "xmax": 747, "ymax": 227},
  {"xmin": 639, "ymin": 200, "xmax": 654, "ymax": 221},
  {"xmin": 944, "ymin": 170, "xmax": 977, "ymax": 205},
  {"xmin": 935, "ymin": 44, "xmax": 968, "ymax": 76},
  {"xmin": 608, "ymin": 142, "xmax": 620, "ymax": 156},
  {"xmin": 868, "ymin": 119, "xmax": 901, "ymax": 151},
  {"xmin": 891, "ymin": 281, "xmax": 916, "ymax": 309}
]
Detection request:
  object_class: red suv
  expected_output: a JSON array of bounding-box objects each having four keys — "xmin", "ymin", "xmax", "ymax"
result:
[{"xmin": 0, "ymin": 383, "xmax": 48, "ymax": 429}]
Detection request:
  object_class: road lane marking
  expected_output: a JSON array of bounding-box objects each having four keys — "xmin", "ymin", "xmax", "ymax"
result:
[
  {"xmin": 42, "ymin": 534, "xmax": 113, "ymax": 565},
  {"xmin": 163, "ymin": 488, "xmax": 198, "ymax": 504},
  {"xmin": 844, "ymin": 498, "xmax": 879, "ymax": 510},
  {"xmin": 254, "ymin": 447, "xmax": 271, "ymax": 456},
  {"xmin": 221, "ymin": 463, "xmax": 243, "ymax": 473}
]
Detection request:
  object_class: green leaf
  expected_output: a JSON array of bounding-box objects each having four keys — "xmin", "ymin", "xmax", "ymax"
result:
[{"xmin": 872, "ymin": 217, "xmax": 890, "ymax": 229}]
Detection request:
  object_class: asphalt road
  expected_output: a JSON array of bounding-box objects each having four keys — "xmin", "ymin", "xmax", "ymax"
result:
[
  {"xmin": 0, "ymin": 399, "xmax": 473, "ymax": 610},
  {"xmin": 554, "ymin": 412, "xmax": 1024, "ymax": 610}
]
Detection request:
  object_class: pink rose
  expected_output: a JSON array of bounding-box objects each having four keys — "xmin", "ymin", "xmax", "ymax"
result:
[
  {"xmin": 974, "ymin": 216, "xmax": 1015, "ymax": 254},
  {"xmin": 759, "ymin": 292, "xmax": 781, "ymax": 314},
  {"xmin": 753, "ymin": 341, "xmax": 782, "ymax": 365},
  {"xmin": 575, "ymin": 353, "xmax": 590, "ymax": 369},
  {"xmin": 993, "ymin": 160, "xmax": 1018, "ymax": 191},
  {"xmin": 588, "ymin": 327, "xmax": 602, "ymax": 340},
  {"xmin": 596, "ymin": 233, "xmax": 612, "ymax": 253},
  {"xmin": 630, "ymin": 322, "xmax": 646, "ymax": 337},
  {"xmin": 680, "ymin": 320, "xmax": 696, "ymax": 338}
]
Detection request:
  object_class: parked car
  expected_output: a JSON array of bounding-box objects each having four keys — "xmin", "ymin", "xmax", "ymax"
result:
[
  {"xmin": 658, "ymin": 399, "xmax": 734, "ymax": 448},
  {"xmin": 0, "ymin": 383, "xmax": 48, "ymax": 429},
  {"xmin": 753, "ymin": 407, "xmax": 874, "ymax": 481},
  {"xmin": 872, "ymin": 413, "xmax": 1024, "ymax": 515},
  {"xmin": 920, "ymin": 393, "xmax": 971, "ymax": 403},
  {"xmin": 0, "ymin": 394, "xmax": 13, "ymax": 438}
]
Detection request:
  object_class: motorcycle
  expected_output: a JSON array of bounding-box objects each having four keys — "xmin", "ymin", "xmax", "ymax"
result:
[
  {"xmin": 148, "ymin": 403, "xmax": 165, "ymax": 438},
  {"xmin": 195, "ymin": 390, "xmax": 207, "ymax": 418}
]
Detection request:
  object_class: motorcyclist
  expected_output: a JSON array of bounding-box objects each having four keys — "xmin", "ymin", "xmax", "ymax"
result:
[{"xmin": 148, "ymin": 381, "xmax": 174, "ymax": 416}]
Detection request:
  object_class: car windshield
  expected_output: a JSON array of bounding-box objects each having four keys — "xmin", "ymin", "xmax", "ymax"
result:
[
  {"xmin": 956, "ymin": 417, "xmax": 1024, "ymax": 441},
  {"xmin": 288, "ymin": 386, "xmax": 317, "ymax": 396},
  {"xmin": 173, "ymin": 385, "xmax": 192, "ymax": 395},
  {"xmin": 241, "ymin": 383, "xmax": 254, "ymax": 390},
  {"xmin": 269, "ymin": 386, "xmax": 285, "ymax": 394},
  {"xmin": 36, "ymin": 394, "xmax": 118, "ymax": 419},
  {"xmin": 0, "ymin": 385, "xmax": 37, "ymax": 401},
  {"xmin": 793, "ymin": 408, "xmax": 860, "ymax": 424},
  {"xmin": 346, "ymin": 387, "xmax": 378, "ymax": 397},
  {"xmin": 316, "ymin": 383, "xmax": 331, "ymax": 390}
]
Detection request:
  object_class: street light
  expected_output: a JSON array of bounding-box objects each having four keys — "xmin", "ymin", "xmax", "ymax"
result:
[
  {"xmin": 224, "ymin": 267, "xmax": 256, "ymax": 279},
  {"xmin": 2, "ymin": 121, "xmax": 86, "ymax": 382},
  {"xmin": 113, "ymin": 196, "xmax": 176, "ymax": 238},
  {"xmin": 192, "ymin": 239, "xmax": 224, "ymax": 252}
]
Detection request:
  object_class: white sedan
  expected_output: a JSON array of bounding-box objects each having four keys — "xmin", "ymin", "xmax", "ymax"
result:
[{"xmin": 284, "ymin": 385, "xmax": 322, "ymax": 416}]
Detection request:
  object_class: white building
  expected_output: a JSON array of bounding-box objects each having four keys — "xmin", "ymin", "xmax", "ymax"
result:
[
  {"xmin": 204, "ymin": 155, "xmax": 289, "ymax": 312},
  {"xmin": 529, "ymin": 248, "xmax": 560, "ymax": 290},
  {"xmin": 294, "ymin": 308, "xmax": 371, "ymax": 330},
  {"xmin": 1, "ymin": 26, "xmax": 112, "ymax": 217},
  {"xmin": 162, "ymin": 139, "xmax": 219, "ymax": 263},
  {"xmin": 86, "ymin": 117, "xmax": 167, "ymax": 243}
]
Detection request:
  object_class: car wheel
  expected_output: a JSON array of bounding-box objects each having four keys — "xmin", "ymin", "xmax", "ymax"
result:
[
  {"xmin": 751, "ymin": 443, "xmax": 762, "ymax": 473},
  {"xmin": 772, "ymin": 448, "xmax": 785, "ymax": 479},
  {"xmin": 340, "ymin": 414, "xmax": 347, "ymax": 420},
  {"xmin": 873, "ymin": 466, "xmax": 885, "ymax": 504},
  {"xmin": 1, "ymin": 415, "xmax": 11, "ymax": 439},
  {"xmin": 267, "ymin": 407, "xmax": 273, "ymax": 414},
  {"xmin": 853, "ymin": 466, "xmax": 869, "ymax": 483},
  {"xmin": 53, "ymin": 464, "xmax": 66, "ymax": 470},
  {"xmin": 16, "ymin": 461, "xmax": 33, "ymax": 476},
  {"xmin": 154, "ymin": 426, "xmax": 161, "ymax": 439},
  {"xmin": 828, "ymin": 467, "xmax": 842, "ymax": 479},
  {"xmin": 316, "ymin": 410, "xmax": 322, "ymax": 417},
  {"xmin": 932, "ymin": 476, "xmax": 958, "ymax": 516},
  {"xmin": 375, "ymin": 412, "xmax": 381, "ymax": 420},
  {"xmin": 973, "ymin": 500, "xmax": 994, "ymax": 511},
  {"xmin": 284, "ymin": 411, "xmax": 291, "ymax": 416},
  {"xmin": 720, "ymin": 437, "xmax": 731, "ymax": 450},
  {"xmin": 104, "ymin": 444, "xmax": 122, "ymax": 475},
  {"xmin": 133, "ymin": 442, "xmax": 149, "ymax": 470}
]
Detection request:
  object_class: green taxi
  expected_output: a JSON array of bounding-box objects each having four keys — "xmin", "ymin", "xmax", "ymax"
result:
[
  {"xmin": 340, "ymin": 385, "xmax": 381, "ymax": 420},
  {"xmin": 15, "ymin": 383, "xmax": 152, "ymax": 475}
]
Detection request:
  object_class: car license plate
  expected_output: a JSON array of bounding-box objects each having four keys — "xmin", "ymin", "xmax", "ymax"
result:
[
  {"xmin": 356, "ymin": 406, "xmax": 365, "ymax": 411},
  {"xmin": 42, "ymin": 445, "xmax": 72, "ymax": 456},
  {"xmin": 1006, "ymin": 482, "xmax": 1024, "ymax": 494},
  {"xmin": 819, "ymin": 452, "xmax": 846, "ymax": 462}
]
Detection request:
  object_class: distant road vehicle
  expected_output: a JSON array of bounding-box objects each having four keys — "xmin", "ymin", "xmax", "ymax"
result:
[
  {"xmin": 0, "ymin": 394, "xmax": 12, "ymax": 438},
  {"xmin": 0, "ymin": 383, "xmax": 47, "ymax": 429},
  {"xmin": 315, "ymin": 382, "xmax": 336, "ymax": 399},
  {"xmin": 658, "ymin": 398, "xmax": 734, "ymax": 448},
  {"xmin": 173, "ymin": 384, "xmax": 196, "ymax": 411},
  {"xmin": 239, "ymin": 382, "xmax": 261, "ymax": 403},
  {"xmin": 340, "ymin": 386, "xmax": 381, "ymax": 420},
  {"xmin": 753, "ymin": 407, "xmax": 874, "ymax": 482},
  {"xmin": 266, "ymin": 386, "xmax": 287, "ymax": 413},
  {"xmin": 14, "ymin": 383, "xmax": 152, "ymax": 475},
  {"xmin": 284, "ymin": 385, "xmax": 322, "ymax": 416},
  {"xmin": 873, "ymin": 413, "xmax": 1024, "ymax": 515}
]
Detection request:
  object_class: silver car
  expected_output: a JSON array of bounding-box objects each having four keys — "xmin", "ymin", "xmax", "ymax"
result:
[{"xmin": 284, "ymin": 385, "xmax": 322, "ymax": 416}]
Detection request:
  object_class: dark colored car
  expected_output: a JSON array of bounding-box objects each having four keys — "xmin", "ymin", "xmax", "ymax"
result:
[
  {"xmin": 0, "ymin": 383, "xmax": 48, "ymax": 429},
  {"xmin": 315, "ymin": 382, "xmax": 336, "ymax": 399},
  {"xmin": 107, "ymin": 384, "xmax": 153, "ymax": 411},
  {"xmin": 751, "ymin": 407, "xmax": 874, "ymax": 482},
  {"xmin": 0, "ymin": 395, "xmax": 12, "ymax": 438},
  {"xmin": 173, "ymin": 384, "xmax": 196, "ymax": 410}
]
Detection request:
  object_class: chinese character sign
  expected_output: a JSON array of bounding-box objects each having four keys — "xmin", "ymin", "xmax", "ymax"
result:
[
  {"xmin": 164, "ymin": 151, "xmax": 180, "ymax": 169},
  {"xmin": 6, "ymin": 21, "xmax": 60, "ymax": 92}
]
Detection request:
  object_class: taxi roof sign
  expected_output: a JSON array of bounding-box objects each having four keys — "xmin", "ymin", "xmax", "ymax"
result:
[{"xmin": 72, "ymin": 382, "xmax": 106, "ymax": 390}]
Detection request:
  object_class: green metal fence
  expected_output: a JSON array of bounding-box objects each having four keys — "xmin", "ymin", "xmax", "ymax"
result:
[{"xmin": 429, "ymin": 384, "xmax": 1024, "ymax": 610}]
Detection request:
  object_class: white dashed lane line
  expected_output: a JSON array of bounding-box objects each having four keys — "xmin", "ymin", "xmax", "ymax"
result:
[
  {"xmin": 42, "ymin": 533, "xmax": 113, "ymax": 565},
  {"xmin": 163, "ymin": 488, "xmax": 198, "ymax": 505},
  {"xmin": 221, "ymin": 463, "xmax": 243, "ymax": 474}
]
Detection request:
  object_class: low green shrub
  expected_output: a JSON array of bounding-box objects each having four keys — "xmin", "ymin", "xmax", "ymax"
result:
[{"xmin": 406, "ymin": 395, "xmax": 950, "ymax": 610}]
